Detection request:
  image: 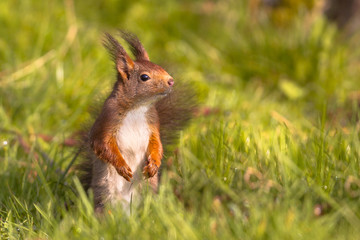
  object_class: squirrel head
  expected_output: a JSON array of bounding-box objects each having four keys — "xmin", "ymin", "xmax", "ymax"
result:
[{"xmin": 103, "ymin": 31, "xmax": 174, "ymax": 105}]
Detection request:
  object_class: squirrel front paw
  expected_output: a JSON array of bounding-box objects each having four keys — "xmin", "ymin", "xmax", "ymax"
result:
[
  {"xmin": 116, "ymin": 164, "xmax": 133, "ymax": 182},
  {"xmin": 143, "ymin": 160, "xmax": 159, "ymax": 178}
]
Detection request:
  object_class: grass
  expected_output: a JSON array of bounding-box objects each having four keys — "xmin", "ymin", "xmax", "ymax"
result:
[{"xmin": 1, "ymin": 0, "xmax": 360, "ymax": 239}]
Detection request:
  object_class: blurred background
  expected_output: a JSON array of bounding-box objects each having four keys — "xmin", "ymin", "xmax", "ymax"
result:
[
  {"xmin": 1, "ymin": 0, "xmax": 360, "ymax": 132},
  {"xmin": 1, "ymin": 0, "xmax": 360, "ymax": 239}
]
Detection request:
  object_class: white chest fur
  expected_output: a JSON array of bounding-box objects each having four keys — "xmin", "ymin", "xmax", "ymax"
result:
[
  {"xmin": 91, "ymin": 106, "xmax": 152, "ymax": 213},
  {"xmin": 102, "ymin": 105, "xmax": 150, "ymax": 209},
  {"xmin": 116, "ymin": 105, "xmax": 151, "ymax": 171},
  {"xmin": 91, "ymin": 105, "xmax": 152, "ymax": 212}
]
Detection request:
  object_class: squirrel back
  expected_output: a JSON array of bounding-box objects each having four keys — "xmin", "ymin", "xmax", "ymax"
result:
[{"xmin": 77, "ymin": 31, "xmax": 197, "ymax": 210}]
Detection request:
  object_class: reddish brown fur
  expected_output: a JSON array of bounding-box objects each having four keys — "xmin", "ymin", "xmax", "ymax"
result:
[
  {"xmin": 89, "ymin": 97, "xmax": 133, "ymax": 181},
  {"xmin": 144, "ymin": 109, "xmax": 163, "ymax": 177},
  {"xmin": 78, "ymin": 31, "xmax": 197, "ymax": 210},
  {"xmin": 89, "ymin": 36, "xmax": 171, "ymax": 182}
]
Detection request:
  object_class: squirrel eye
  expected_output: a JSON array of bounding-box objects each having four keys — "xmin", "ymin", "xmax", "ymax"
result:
[{"xmin": 140, "ymin": 74, "xmax": 150, "ymax": 81}]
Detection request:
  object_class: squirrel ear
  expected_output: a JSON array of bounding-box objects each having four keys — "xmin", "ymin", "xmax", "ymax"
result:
[
  {"xmin": 103, "ymin": 33, "xmax": 134, "ymax": 81},
  {"xmin": 115, "ymin": 53, "xmax": 134, "ymax": 81},
  {"xmin": 119, "ymin": 30, "xmax": 150, "ymax": 61}
]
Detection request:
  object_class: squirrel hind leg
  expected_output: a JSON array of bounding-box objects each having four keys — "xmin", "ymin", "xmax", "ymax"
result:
[
  {"xmin": 94, "ymin": 203, "xmax": 105, "ymax": 215},
  {"xmin": 148, "ymin": 173, "xmax": 159, "ymax": 193}
]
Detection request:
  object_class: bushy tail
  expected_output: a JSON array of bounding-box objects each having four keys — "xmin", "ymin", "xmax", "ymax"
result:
[
  {"xmin": 155, "ymin": 83, "xmax": 198, "ymax": 154},
  {"xmin": 76, "ymin": 135, "xmax": 93, "ymax": 192},
  {"xmin": 76, "ymin": 97, "xmax": 107, "ymax": 192}
]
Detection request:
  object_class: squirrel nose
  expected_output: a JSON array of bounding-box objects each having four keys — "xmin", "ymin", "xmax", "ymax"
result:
[{"xmin": 168, "ymin": 78, "xmax": 174, "ymax": 86}]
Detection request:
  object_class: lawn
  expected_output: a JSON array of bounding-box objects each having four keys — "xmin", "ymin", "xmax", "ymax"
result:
[{"xmin": 1, "ymin": 0, "xmax": 360, "ymax": 239}]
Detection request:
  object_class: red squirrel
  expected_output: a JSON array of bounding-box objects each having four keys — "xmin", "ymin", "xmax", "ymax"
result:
[{"xmin": 78, "ymin": 31, "xmax": 196, "ymax": 212}]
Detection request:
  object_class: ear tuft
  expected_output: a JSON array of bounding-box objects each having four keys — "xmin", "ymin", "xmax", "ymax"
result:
[
  {"xmin": 103, "ymin": 32, "xmax": 134, "ymax": 81},
  {"xmin": 119, "ymin": 30, "xmax": 150, "ymax": 61},
  {"xmin": 103, "ymin": 33, "xmax": 125, "ymax": 62}
]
